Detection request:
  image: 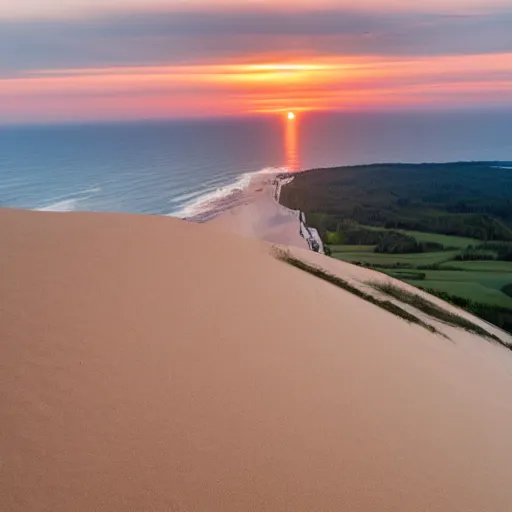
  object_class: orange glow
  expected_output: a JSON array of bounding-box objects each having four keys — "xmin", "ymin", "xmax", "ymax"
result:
[
  {"xmin": 285, "ymin": 113, "xmax": 300, "ymax": 171},
  {"xmin": 287, "ymin": 112, "xmax": 295, "ymax": 120},
  {"xmin": 1, "ymin": 52, "xmax": 512, "ymax": 122}
]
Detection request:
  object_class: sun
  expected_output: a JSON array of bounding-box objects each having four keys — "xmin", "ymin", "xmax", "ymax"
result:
[{"xmin": 287, "ymin": 112, "xmax": 295, "ymax": 120}]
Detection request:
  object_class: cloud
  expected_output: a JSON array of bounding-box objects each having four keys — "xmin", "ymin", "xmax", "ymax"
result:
[
  {"xmin": 1, "ymin": 7, "xmax": 511, "ymax": 75},
  {"xmin": 2, "ymin": 51, "xmax": 511, "ymax": 122},
  {"xmin": 1, "ymin": 4, "xmax": 511, "ymax": 122}
]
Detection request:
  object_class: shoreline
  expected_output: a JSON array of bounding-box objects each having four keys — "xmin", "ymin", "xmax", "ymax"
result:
[
  {"xmin": 206, "ymin": 170, "xmax": 325, "ymax": 253},
  {"xmin": 206, "ymin": 171, "xmax": 309, "ymax": 249},
  {"xmin": 181, "ymin": 160, "xmax": 511, "ymax": 253}
]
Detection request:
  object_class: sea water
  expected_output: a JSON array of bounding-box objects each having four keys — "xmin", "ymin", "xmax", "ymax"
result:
[{"xmin": 1, "ymin": 111, "xmax": 511, "ymax": 219}]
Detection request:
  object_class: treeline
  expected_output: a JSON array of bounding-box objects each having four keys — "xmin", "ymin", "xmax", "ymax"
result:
[
  {"xmin": 454, "ymin": 252, "xmax": 496, "ymax": 261},
  {"xmin": 280, "ymin": 162, "xmax": 512, "ymax": 242},
  {"xmin": 375, "ymin": 233, "xmax": 443, "ymax": 254},
  {"xmin": 476, "ymin": 242, "xmax": 512, "ymax": 261},
  {"xmin": 447, "ymin": 199, "xmax": 512, "ymax": 222},
  {"xmin": 381, "ymin": 215, "xmax": 512, "ymax": 242},
  {"xmin": 324, "ymin": 224, "xmax": 443, "ymax": 254},
  {"xmin": 453, "ymin": 242, "xmax": 512, "ymax": 261},
  {"xmin": 423, "ymin": 289, "xmax": 512, "ymax": 337}
]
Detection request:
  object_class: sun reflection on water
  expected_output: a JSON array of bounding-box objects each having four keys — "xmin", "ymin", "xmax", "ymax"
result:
[{"xmin": 285, "ymin": 113, "xmax": 300, "ymax": 172}]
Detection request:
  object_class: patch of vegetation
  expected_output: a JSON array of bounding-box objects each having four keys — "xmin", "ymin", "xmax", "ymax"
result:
[
  {"xmin": 325, "ymin": 226, "xmax": 445, "ymax": 254},
  {"xmin": 375, "ymin": 231, "xmax": 444, "ymax": 254},
  {"xmin": 389, "ymin": 230, "xmax": 477, "ymax": 248},
  {"xmin": 370, "ymin": 282, "xmax": 506, "ymax": 346},
  {"xmin": 454, "ymin": 250, "xmax": 497, "ymax": 261},
  {"xmin": 386, "ymin": 271, "xmax": 426, "ymax": 281},
  {"xmin": 274, "ymin": 250, "xmax": 443, "ymax": 338}
]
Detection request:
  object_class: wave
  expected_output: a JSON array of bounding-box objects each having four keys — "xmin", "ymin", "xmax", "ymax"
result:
[
  {"xmin": 34, "ymin": 186, "xmax": 101, "ymax": 212},
  {"xmin": 170, "ymin": 167, "xmax": 288, "ymax": 220},
  {"xmin": 36, "ymin": 198, "xmax": 82, "ymax": 212},
  {"xmin": 169, "ymin": 174, "xmax": 245, "ymax": 205}
]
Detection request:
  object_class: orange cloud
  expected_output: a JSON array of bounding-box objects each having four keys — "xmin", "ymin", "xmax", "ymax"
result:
[{"xmin": 1, "ymin": 53, "xmax": 511, "ymax": 122}]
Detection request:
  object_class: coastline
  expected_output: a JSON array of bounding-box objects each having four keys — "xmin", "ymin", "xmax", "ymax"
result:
[
  {"xmin": 206, "ymin": 170, "xmax": 325, "ymax": 253},
  {"xmin": 207, "ymin": 171, "xmax": 309, "ymax": 249}
]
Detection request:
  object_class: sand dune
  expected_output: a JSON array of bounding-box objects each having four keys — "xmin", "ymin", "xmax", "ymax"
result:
[{"xmin": 2, "ymin": 206, "xmax": 512, "ymax": 511}]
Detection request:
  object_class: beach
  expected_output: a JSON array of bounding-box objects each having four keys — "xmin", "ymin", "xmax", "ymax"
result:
[
  {"xmin": 2, "ymin": 182, "xmax": 512, "ymax": 511},
  {"xmin": 208, "ymin": 171, "xmax": 323, "ymax": 252}
]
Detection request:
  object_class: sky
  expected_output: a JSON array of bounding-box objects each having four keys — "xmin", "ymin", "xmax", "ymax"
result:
[{"xmin": 1, "ymin": 0, "xmax": 511, "ymax": 123}]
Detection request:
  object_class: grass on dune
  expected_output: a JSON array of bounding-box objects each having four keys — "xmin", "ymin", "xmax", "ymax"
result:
[
  {"xmin": 369, "ymin": 282, "xmax": 508, "ymax": 348},
  {"xmin": 274, "ymin": 249, "xmax": 510, "ymax": 349},
  {"xmin": 274, "ymin": 249, "xmax": 444, "ymax": 338}
]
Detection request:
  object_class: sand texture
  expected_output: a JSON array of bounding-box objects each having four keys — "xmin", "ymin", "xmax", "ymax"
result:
[{"xmin": 2, "ymin": 206, "xmax": 512, "ymax": 511}]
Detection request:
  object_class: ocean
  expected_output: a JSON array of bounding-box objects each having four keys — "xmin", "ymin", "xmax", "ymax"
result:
[{"xmin": 1, "ymin": 111, "xmax": 511, "ymax": 219}]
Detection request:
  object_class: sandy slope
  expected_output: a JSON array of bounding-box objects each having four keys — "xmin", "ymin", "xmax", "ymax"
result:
[
  {"xmin": 211, "ymin": 172, "xmax": 309, "ymax": 249},
  {"xmin": 290, "ymin": 245, "xmax": 512, "ymax": 345},
  {"xmin": 2, "ymin": 207, "xmax": 512, "ymax": 512}
]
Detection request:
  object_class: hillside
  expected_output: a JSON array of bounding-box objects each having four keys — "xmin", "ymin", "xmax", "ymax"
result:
[{"xmin": 2, "ymin": 207, "xmax": 512, "ymax": 511}]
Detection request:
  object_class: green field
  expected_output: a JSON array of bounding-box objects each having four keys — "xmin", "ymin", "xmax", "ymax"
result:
[
  {"xmin": 363, "ymin": 227, "xmax": 478, "ymax": 248},
  {"xmin": 385, "ymin": 267, "xmax": 512, "ymax": 308},
  {"xmin": 331, "ymin": 250, "xmax": 460, "ymax": 266},
  {"xmin": 331, "ymin": 245, "xmax": 512, "ymax": 309},
  {"xmin": 440, "ymin": 260, "xmax": 512, "ymax": 272},
  {"xmin": 394, "ymin": 230, "xmax": 477, "ymax": 248},
  {"xmin": 414, "ymin": 282, "xmax": 511, "ymax": 307}
]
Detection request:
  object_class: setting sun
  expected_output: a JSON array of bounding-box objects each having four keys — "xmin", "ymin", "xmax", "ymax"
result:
[{"xmin": 287, "ymin": 112, "xmax": 295, "ymax": 120}]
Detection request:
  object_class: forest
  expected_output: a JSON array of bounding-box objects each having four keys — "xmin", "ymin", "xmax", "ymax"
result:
[{"xmin": 280, "ymin": 162, "xmax": 512, "ymax": 242}]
